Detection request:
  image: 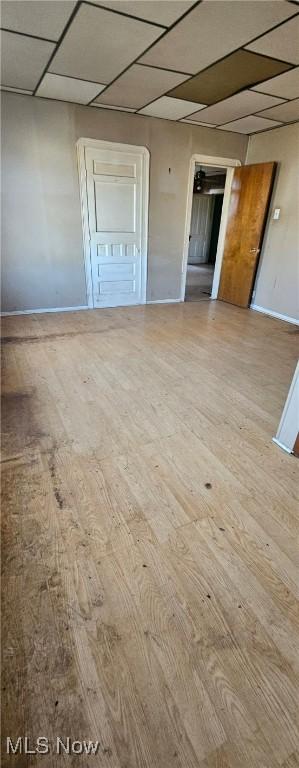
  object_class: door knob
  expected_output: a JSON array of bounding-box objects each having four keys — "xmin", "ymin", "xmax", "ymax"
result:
[{"xmin": 249, "ymin": 248, "xmax": 260, "ymax": 253}]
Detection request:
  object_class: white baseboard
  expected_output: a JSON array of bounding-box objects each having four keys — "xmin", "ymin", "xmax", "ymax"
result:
[
  {"xmin": 272, "ymin": 437, "xmax": 293, "ymax": 455},
  {"xmin": 1, "ymin": 305, "xmax": 89, "ymax": 317},
  {"xmin": 146, "ymin": 298, "xmax": 182, "ymax": 305},
  {"xmin": 1, "ymin": 300, "xmax": 183, "ymax": 315},
  {"xmin": 250, "ymin": 304, "xmax": 299, "ymax": 326}
]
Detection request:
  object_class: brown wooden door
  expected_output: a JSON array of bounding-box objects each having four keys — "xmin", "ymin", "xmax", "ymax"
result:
[{"xmin": 218, "ymin": 162, "xmax": 276, "ymax": 308}]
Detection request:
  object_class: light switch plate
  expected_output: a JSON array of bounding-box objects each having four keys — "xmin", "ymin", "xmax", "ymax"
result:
[{"xmin": 273, "ymin": 208, "xmax": 281, "ymax": 220}]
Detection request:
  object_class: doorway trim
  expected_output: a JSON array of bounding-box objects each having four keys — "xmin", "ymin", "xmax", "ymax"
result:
[
  {"xmin": 77, "ymin": 137, "xmax": 150, "ymax": 309},
  {"xmin": 181, "ymin": 153, "xmax": 241, "ymax": 302}
]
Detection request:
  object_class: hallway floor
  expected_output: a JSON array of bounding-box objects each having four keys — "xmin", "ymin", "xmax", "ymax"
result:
[
  {"xmin": 185, "ymin": 264, "xmax": 214, "ymax": 302},
  {"xmin": 2, "ymin": 302, "xmax": 299, "ymax": 767}
]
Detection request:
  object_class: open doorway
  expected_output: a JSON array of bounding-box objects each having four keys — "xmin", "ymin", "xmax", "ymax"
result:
[{"xmin": 184, "ymin": 164, "xmax": 226, "ymax": 302}]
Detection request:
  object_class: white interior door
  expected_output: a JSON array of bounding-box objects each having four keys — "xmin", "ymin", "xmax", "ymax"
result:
[
  {"xmin": 83, "ymin": 142, "xmax": 148, "ymax": 308},
  {"xmin": 188, "ymin": 195, "xmax": 214, "ymax": 264}
]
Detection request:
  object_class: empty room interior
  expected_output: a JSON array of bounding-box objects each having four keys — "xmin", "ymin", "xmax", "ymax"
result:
[{"xmin": 1, "ymin": 0, "xmax": 299, "ymax": 766}]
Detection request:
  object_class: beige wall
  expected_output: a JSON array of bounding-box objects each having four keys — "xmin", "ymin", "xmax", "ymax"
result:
[
  {"xmin": 1, "ymin": 91, "xmax": 247, "ymax": 312},
  {"xmin": 247, "ymin": 123, "xmax": 299, "ymax": 322}
]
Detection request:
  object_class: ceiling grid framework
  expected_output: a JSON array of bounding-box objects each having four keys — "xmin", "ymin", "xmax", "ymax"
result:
[{"xmin": 0, "ymin": 0, "xmax": 298, "ymax": 135}]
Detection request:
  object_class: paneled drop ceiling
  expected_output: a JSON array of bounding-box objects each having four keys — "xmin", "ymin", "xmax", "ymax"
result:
[{"xmin": 1, "ymin": 0, "xmax": 299, "ymax": 135}]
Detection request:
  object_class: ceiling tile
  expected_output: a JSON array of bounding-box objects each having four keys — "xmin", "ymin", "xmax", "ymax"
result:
[
  {"xmin": 218, "ymin": 115, "xmax": 282, "ymax": 133},
  {"xmin": 1, "ymin": 30, "xmax": 55, "ymax": 90},
  {"xmin": 92, "ymin": 1, "xmax": 196, "ymax": 27},
  {"xmin": 257, "ymin": 98, "xmax": 299, "ymax": 122},
  {"xmin": 252, "ymin": 67, "xmax": 299, "ymax": 99},
  {"xmin": 49, "ymin": 4, "xmax": 163, "ymax": 84},
  {"xmin": 188, "ymin": 90, "xmax": 285, "ymax": 124},
  {"xmin": 246, "ymin": 15, "xmax": 299, "ymax": 64},
  {"xmin": 1, "ymin": 1, "xmax": 76, "ymax": 41},
  {"xmin": 94, "ymin": 64, "xmax": 189, "ymax": 109},
  {"xmin": 139, "ymin": 96, "xmax": 205, "ymax": 120},
  {"xmin": 36, "ymin": 73, "xmax": 105, "ymax": 104},
  {"xmin": 168, "ymin": 50, "xmax": 291, "ymax": 105},
  {"xmin": 139, "ymin": 1, "xmax": 296, "ymax": 74}
]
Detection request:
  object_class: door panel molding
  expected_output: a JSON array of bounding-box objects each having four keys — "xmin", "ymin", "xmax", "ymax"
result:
[{"xmin": 77, "ymin": 138, "xmax": 149, "ymax": 309}]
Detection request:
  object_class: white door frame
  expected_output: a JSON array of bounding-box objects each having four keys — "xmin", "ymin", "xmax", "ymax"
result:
[
  {"xmin": 181, "ymin": 153, "xmax": 241, "ymax": 302},
  {"xmin": 273, "ymin": 361, "xmax": 299, "ymax": 454},
  {"xmin": 77, "ymin": 137, "xmax": 150, "ymax": 309}
]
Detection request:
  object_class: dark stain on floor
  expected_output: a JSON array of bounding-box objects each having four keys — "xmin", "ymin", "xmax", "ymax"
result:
[
  {"xmin": 1, "ymin": 327, "xmax": 120, "ymax": 345},
  {"xmin": 48, "ymin": 444, "xmax": 66, "ymax": 510},
  {"xmin": 1, "ymin": 389, "xmax": 46, "ymax": 454},
  {"xmin": 2, "ymin": 388, "xmax": 67, "ymax": 510}
]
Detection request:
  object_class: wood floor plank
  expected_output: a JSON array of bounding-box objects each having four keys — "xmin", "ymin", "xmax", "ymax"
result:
[
  {"xmin": 1, "ymin": 301, "xmax": 298, "ymax": 767},
  {"xmin": 179, "ymin": 522, "xmax": 299, "ymax": 764},
  {"xmin": 281, "ymin": 751, "xmax": 299, "ymax": 768},
  {"xmin": 195, "ymin": 518, "xmax": 299, "ymax": 674}
]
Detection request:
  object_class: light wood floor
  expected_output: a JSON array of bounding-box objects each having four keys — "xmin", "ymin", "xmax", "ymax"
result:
[{"xmin": 1, "ymin": 301, "xmax": 299, "ymax": 768}]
